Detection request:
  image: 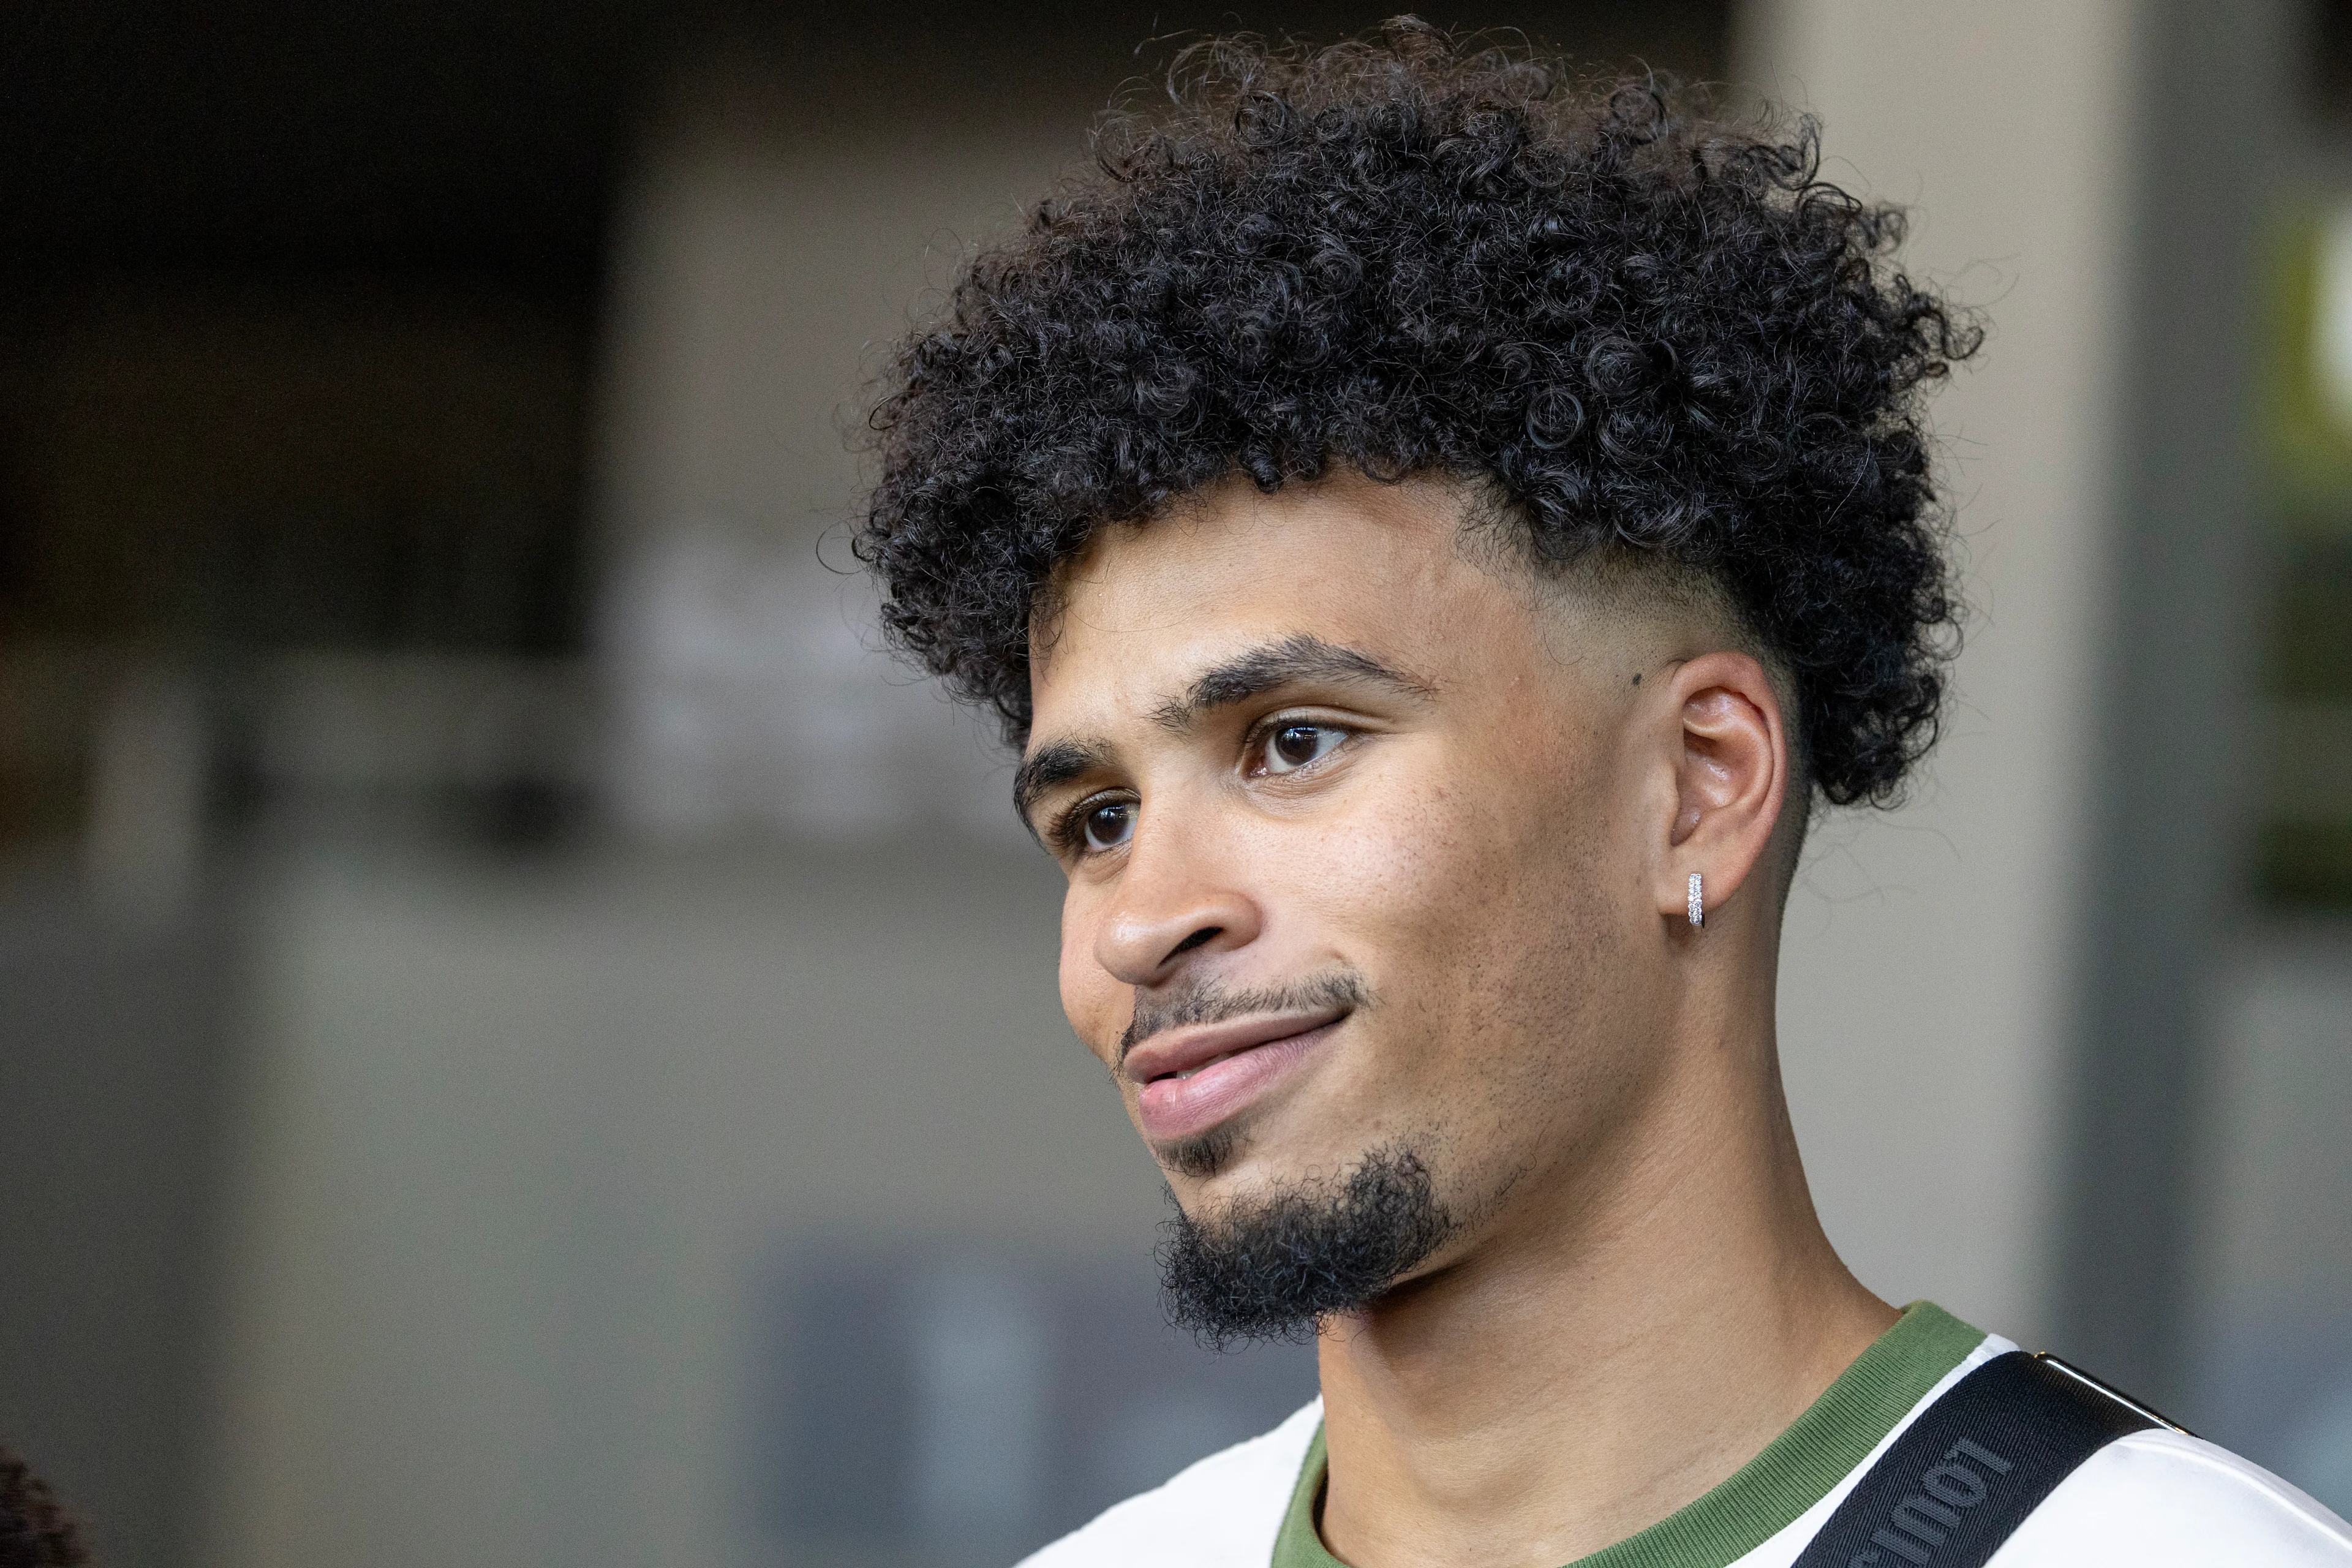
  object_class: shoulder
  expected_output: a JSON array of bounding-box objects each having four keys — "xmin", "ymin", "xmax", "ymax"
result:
[
  {"xmin": 1016, "ymin": 1399, "xmax": 1324, "ymax": 1568},
  {"xmin": 1998, "ymin": 1428, "xmax": 2352, "ymax": 1564}
]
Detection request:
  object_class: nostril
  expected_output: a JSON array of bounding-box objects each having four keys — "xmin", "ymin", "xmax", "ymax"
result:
[{"xmin": 1169, "ymin": 926, "xmax": 1219, "ymax": 958}]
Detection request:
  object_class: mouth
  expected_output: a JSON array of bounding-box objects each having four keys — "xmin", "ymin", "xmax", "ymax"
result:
[{"xmin": 1125, "ymin": 1006, "xmax": 1348, "ymax": 1146}]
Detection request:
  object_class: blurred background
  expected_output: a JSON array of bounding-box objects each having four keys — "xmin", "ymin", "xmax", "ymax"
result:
[{"xmin": 0, "ymin": 1, "xmax": 2345, "ymax": 1564}]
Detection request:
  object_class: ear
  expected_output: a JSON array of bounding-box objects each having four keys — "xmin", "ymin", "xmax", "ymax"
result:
[{"xmin": 1656, "ymin": 651, "xmax": 1790, "ymax": 930}]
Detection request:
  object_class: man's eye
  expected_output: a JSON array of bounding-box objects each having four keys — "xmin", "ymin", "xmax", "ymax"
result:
[
  {"xmin": 1258, "ymin": 723, "xmax": 1346, "ymax": 775},
  {"xmin": 1080, "ymin": 800, "xmax": 1136, "ymax": 852}
]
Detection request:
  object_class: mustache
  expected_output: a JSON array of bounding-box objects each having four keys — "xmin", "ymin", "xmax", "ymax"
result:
[{"xmin": 1117, "ymin": 970, "xmax": 1373, "ymax": 1068}]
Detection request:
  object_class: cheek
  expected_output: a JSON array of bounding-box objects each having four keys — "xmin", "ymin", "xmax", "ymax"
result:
[
  {"xmin": 1294, "ymin": 761, "xmax": 1539, "ymax": 951},
  {"xmin": 1283, "ymin": 733, "xmax": 1615, "ymax": 1048},
  {"xmin": 1058, "ymin": 883, "xmax": 1123, "ymax": 1066}
]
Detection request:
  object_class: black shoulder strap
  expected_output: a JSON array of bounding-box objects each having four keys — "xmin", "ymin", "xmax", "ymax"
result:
[{"xmin": 1790, "ymin": 1351, "xmax": 2185, "ymax": 1568}]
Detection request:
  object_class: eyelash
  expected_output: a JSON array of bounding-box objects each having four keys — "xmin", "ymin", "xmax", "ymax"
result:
[
  {"xmin": 1245, "ymin": 715, "xmax": 1352, "ymax": 777},
  {"xmin": 1049, "ymin": 791, "xmax": 1129, "ymax": 857},
  {"xmin": 1047, "ymin": 714, "xmax": 1357, "ymax": 858}
]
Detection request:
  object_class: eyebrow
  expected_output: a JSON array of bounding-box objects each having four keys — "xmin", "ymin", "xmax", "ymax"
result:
[
  {"xmin": 1012, "ymin": 737, "xmax": 1111, "ymax": 830},
  {"xmin": 1011, "ymin": 635, "xmax": 1437, "ymax": 834},
  {"xmin": 1149, "ymin": 633, "xmax": 1436, "ymax": 731}
]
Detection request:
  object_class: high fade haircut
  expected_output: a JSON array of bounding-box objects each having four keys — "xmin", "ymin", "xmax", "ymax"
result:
[{"xmin": 855, "ymin": 18, "xmax": 1980, "ymax": 806}]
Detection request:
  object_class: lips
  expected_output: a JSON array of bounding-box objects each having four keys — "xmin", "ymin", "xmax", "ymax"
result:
[{"xmin": 1125, "ymin": 1006, "xmax": 1346, "ymax": 1145}]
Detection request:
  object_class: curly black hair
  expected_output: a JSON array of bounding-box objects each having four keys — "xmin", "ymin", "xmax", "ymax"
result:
[
  {"xmin": 0, "ymin": 1445, "xmax": 90, "ymax": 1568},
  {"xmin": 856, "ymin": 19, "xmax": 1978, "ymax": 805}
]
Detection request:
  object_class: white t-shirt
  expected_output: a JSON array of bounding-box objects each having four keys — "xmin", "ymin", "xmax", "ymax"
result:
[{"xmin": 1021, "ymin": 1305, "xmax": 2352, "ymax": 1568}]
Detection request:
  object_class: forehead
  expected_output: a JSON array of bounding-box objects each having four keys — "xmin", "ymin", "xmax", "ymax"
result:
[{"xmin": 1030, "ymin": 473, "xmax": 1521, "ymax": 718}]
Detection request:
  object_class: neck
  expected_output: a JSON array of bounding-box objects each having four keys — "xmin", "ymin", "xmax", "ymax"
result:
[{"xmin": 1312, "ymin": 965, "xmax": 1893, "ymax": 1568}]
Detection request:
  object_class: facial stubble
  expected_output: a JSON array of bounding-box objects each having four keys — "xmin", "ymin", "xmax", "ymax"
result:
[{"xmin": 1156, "ymin": 1144, "xmax": 1457, "ymax": 1349}]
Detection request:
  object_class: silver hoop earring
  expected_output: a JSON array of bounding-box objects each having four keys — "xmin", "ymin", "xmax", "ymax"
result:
[{"xmin": 1687, "ymin": 872, "xmax": 1705, "ymax": 929}]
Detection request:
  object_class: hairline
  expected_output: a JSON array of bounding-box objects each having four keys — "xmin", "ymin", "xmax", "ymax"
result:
[
  {"xmin": 1030, "ymin": 469, "xmax": 1810, "ymax": 772},
  {"xmin": 1022, "ymin": 467, "xmax": 1818, "ymax": 902}
]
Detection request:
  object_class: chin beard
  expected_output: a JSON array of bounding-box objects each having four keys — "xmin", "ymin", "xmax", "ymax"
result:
[{"xmin": 1155, "ymin": 1144, "xmax": 1455, "ymax": 1351}]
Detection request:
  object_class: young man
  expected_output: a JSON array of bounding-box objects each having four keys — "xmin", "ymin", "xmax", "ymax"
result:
[{"xmin": 856, "ymin": 24, "xmax": 2352, "ymax": 1568}]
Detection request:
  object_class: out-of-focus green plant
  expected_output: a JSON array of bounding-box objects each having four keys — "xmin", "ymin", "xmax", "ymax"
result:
[
  {"xmin": 2257, "ymin": 205, "xmax": 2352, "ymax": 908},
  {"xmin": 2264, "ymin": 206, "xmax": 2352, "ymax": 535}
]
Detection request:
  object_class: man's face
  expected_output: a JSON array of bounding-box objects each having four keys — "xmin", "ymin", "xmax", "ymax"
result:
[{"xmin": 1020, "ymin": 473, "xmax": 1690, "ymax": 1276}]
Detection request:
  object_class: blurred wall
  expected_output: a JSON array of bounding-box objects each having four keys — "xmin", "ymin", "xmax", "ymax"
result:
[
  {"xmin": 0, "ymin": 886, "xmax": 238, "ymax": 1568},
  {"xmin": 200, "ymin": 842, "xmax": 1175, "ymax": 1568},
  {"xmin": 589, "ymin": 71, "xmax": 1077, "ymax": 845},
  {"xmin": 2193, "ymin": 944, "xmax": 2352, "ymax": 1503},
  {"xmin": 1735, "ymin": 0, "xmax": 2140, "ymax": 1351}
]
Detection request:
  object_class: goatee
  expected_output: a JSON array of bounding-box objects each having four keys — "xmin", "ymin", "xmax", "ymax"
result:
[{"xmin": 1156, "ymin": 1145, "xmax": 1455, "ymax": 1350}]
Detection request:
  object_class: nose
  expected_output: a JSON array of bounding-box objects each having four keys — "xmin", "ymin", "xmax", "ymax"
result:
[{"xmin": 1093, "ymin": 819, "xmax": 1263, "ymax": 987}]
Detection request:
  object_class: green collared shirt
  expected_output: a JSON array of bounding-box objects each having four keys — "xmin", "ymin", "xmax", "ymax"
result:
[{"xmin": 1271, "ymin": 1301, "xmax": 1986, "ymax": 1568}]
